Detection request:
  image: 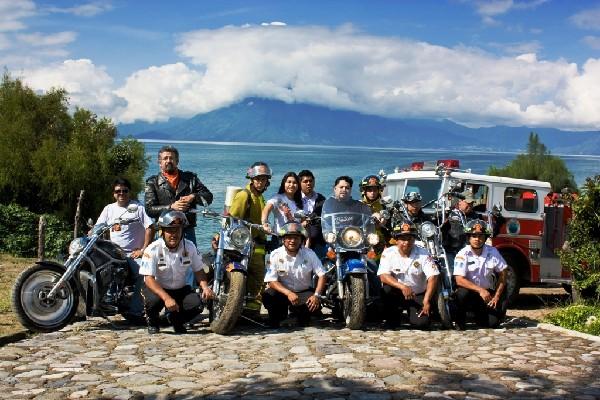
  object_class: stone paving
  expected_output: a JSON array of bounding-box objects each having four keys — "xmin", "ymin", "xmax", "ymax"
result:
[{"xmin": 1, "ymin": 317, "xmax": 599, "ymax": 400}]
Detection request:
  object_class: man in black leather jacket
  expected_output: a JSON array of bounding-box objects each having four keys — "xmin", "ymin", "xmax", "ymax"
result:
[{"xmin": 144, "ymin": 145, "xmax": 213, "ymax": 245}]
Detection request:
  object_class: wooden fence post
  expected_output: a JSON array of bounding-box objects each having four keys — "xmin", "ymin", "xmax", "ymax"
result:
[
  {"xmin": 37, "ymin": 215, "xmax": 46, "ymax": 261},
  {"xmin": 74, "ymin": 190, "xmax": 85, "ymax": 238}
]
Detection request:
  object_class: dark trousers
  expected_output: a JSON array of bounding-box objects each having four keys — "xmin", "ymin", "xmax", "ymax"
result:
[
  {"xmin": 454, "ymin": 287, "xmax": 507, "ymax": 328},
  {"xmin": 262, "ymin": 287, "xmax": 319, "ymax": 325},
  {"xmin": 382, "ymin": 284, "xmax": 431, "ymax": 328},
  {"xmin": 142, "ymin": 285, "xmax": 202, "ymax": 329}
]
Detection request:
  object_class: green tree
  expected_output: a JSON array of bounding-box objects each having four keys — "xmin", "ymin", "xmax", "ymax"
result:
[
  {"xmin": 0, "ymin": 73, "xmax": 148, "ymax": 223},
  {"xmin": 488, "ymin": 132, "xmax": 577, "ymax": 192}
]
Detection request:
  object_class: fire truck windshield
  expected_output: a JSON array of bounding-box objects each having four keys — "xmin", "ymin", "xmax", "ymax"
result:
[{"xmin": 401, "ymin": 179, "xmax": 441, "ymax": 210}]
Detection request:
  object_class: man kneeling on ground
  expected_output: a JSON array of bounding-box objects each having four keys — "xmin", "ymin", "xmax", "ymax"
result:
[
  {"xmin": 140, "ymin": 210, "xmax": 214, "ymax": 334},
  {"xmin": 263, "ymin": 222, "xmax": 327, "ymax": 328},
  {"xmin": 453, "ymin": 219, "xmax": 508, "ymax": 330}
]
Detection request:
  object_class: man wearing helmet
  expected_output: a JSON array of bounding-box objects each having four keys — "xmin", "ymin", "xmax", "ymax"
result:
[
  {"xmin": 453, "ymin": 219, "xmax": 508, "ymax": 329},
  {"xmin": 263, "ymin": 222, "xmax": 327, "ymax": 327},
  {"xmin": 378, "ymin": 220, "xmax": 439, "ymax": 328},
  {"xmin": 228, "ymin": 161, "xmax": 272, "ymax": 316},
  {"xmin": 360, "ymin": 174, "xmax": 389, "ymax": 253},
  {"xmin": 140, "ymin": 210, "xmax": 214, "ymax": 334},
  {"xmin": 402, "ymin": 191, "xmax": 433, "ymax": 226}
]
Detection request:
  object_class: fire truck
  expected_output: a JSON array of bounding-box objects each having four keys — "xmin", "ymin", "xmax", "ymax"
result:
[{"xmin": 382, "ymin": 159, "xmax": 572, "ymax": 302}]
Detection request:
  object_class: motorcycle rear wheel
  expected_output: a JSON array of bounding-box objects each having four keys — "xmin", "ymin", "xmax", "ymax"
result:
[
  {"xmin": 343, "ymin": 275, "xmax": 366, "ymax": 330},
  {"xmin": 12, "ymin": 264, "xmax": 79, "ymax": 333},
  {"xmin": 210, "ymin": 271, "xmax": 246, "ymax": 335}
]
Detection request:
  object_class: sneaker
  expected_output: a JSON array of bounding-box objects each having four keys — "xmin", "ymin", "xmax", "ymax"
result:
[{"xmin": 147, "ymin": 326, "xmax": 160, "ymax": 334}]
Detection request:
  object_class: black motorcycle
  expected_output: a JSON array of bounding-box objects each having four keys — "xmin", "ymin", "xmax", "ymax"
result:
[{"xmin": 12, "ymin": 204, "xmax": 141, "ymax": 332}]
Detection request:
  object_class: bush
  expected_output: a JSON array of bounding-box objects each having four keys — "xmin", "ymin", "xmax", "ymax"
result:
[
  {"xmin": 544, "ymin": 304, "xmax": 600, "ymax": 336},
  {"xmin": 559, "ymin": 175, "xmax": 600, "ymax": 300},
  {"xmin": 0, "ymin": 203, "xmax": 72, "ymax": 259}
]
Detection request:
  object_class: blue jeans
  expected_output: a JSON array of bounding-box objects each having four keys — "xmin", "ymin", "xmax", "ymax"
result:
[
  {"xmin": 126, "ymin": 258, "xmax": 144, "ymax": 317},
  {"xmin": 184, "ymin": 226, "xmax": 198, "ymax": 288}
]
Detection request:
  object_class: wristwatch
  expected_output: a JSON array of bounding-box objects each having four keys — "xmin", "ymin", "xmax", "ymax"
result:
[{"xmin": 313, "ymin": 292, "xmax": 324, "ymax": 300}]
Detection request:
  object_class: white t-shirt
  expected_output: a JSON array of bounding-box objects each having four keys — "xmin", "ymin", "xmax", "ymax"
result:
[
  {"xmin": 266, "ymin": 193, "xmax": 300, "ymax": 232},
  {"xmin": 453, "ymin": 244, "xmax": 507, "ymax": 289},
  {"xmin": 378, "ymin": 245, "xmax": 439, "ymax": 294},
  {"xmin": 139, "ymin": 238, "xmax": 205, "ymax": 290},
  {"xmin": 265, "ymin": 246, "xmax": 326, "ymax": 292},
  {"xmin": 96, "ymin": 201, "xmax": 153, "ymax": 254}
]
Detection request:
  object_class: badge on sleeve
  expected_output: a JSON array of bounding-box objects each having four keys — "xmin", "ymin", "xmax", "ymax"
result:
[{"xmin": 413, "ymin": 261, "xmax": 421, "ymax": 269}]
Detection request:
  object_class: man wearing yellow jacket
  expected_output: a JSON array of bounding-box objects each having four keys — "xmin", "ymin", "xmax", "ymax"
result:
[{"xmin": 228, "ymin": 161, "xmax": 272, "ymax": 316}]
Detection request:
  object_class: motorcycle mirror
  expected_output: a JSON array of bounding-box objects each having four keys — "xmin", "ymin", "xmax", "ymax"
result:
[
  {"xmin": 198, "ymin": 196, "xmax": 207, "ymax": 207},
  {"xmin": 86, "ymin": 218, "xmax": 94, "ymax": 228},
  {"xmin": 381, "ymin": 195, "xmax": 393, "ymax": 205},
  {"xmin": 126, "ymin": 204, "xmax": 139, "ymax": 213}
]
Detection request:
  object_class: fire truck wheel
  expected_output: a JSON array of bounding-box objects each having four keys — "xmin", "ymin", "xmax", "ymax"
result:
[{"xmin": 503, "ymin": 262, "xmax": 521, "ymax": 305}]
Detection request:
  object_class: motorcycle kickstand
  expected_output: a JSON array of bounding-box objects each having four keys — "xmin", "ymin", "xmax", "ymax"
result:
[{"xmin": 239, "ymin": 314, "xmax": 269, "ymax": 328}]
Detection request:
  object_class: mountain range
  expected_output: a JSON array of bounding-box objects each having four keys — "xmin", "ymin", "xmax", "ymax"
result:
[{"xmin": 118, "ymin": 98, "xmax": 600, "ymax": 155}]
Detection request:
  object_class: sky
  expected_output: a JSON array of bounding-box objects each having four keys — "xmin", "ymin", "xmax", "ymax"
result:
[{"xmin": 1, "ymin": 0, "xmax": 600, "ymax": 131}]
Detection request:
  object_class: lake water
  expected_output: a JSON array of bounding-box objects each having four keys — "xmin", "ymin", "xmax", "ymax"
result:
[{"xmin": 140, "ymin": 140, "xmax": 599, "ymax": 253}]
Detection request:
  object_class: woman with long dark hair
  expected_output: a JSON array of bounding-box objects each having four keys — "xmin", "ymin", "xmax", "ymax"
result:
[{"xmin": 262, "ymin": 172, "xmax": 303, "ymax": 234}]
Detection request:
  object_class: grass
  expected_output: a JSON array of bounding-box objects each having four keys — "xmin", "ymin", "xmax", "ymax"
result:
[
  {"xmin": 544, "ymin": 302, "xmax": 600, "ymax": 336},
  {"xmin": 0, "ymin": 254, "xmax": 34, "ymax": 337}
]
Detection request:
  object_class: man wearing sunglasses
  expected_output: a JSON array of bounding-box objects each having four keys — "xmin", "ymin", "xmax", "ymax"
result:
[{"xmin": 96, "ymin": 177, "xmax": 154, "ymax": 322}]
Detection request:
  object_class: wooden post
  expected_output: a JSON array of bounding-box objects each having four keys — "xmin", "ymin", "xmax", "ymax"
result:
[
  {"xmin": 74, "ymin": 190, "xmax": 85, "ymax": 238},
  {"xmin": 37, "ymin": 215, "xmax": 46, "ymax": 261}
]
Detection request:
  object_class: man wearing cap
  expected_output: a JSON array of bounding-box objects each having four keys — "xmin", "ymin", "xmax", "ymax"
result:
[
  {"xmin": 263, "ymin": 222, "xmax": 327, "ymax": 327},
  {"xmin": 453, "ymin": 219, "xmax": 508, "ymax": 329},
  {"xmin": 378, "ymin": 220, "xmax": 439, "ymax": 328},
  {"xmin": 228, "ymin": 161, "xmax": 271, "ymax": 316}
]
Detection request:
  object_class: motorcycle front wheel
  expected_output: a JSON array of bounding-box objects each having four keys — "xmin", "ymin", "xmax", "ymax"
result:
[
  {"xmin": 210, "ymin": 271, "xmax": 246, "ymax": 335},
  {"xmin": 436, "ymin": 280, "xmax": 453, "ymax": 329},
  {"xmin": 12, "ymin": 264, "xmax": 79, "ymax": 333},
  {"xmin": 343, "ymin": 275, "xmax": 366, "ymax": 330}
]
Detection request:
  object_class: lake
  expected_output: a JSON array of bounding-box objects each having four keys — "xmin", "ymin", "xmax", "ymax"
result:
[{"xmin": 140, "ymin": 140, "xmax": 599, "ymax": 253}]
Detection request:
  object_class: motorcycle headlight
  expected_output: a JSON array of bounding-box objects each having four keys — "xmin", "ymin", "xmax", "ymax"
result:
[
  {"xmin": 324, "ymin": 232, "xmax": 337, "ymax": 244},
  {"xmin": 69, "ymin": 237, "xmax": 88, "ymax": 255},
  {"xmin": 367, "ymin": 233, "xmax": 379, "ymax": 245},
  {"xmin": 230, "ymin": 226, "xmax": 250, "ymax": 248},
  {"xmin": 420, "ymin": 221, "xmax": 436, "ymax": 239},
  {"xmin": 340, "ymin": 227, "xmax": 363, "ymax": 248}
]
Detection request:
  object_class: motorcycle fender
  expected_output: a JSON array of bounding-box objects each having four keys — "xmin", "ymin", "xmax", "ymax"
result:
[
  {"xmin": 344, "ymin": 258, "xmax": 367, "ymax": 274},
  {"xmin": 225, "ymin": 261, "xmax": 247, "ymax": 274},
  {"xmin": 35, "ymin": 260, "xmax": 86, "ymax": 296}
]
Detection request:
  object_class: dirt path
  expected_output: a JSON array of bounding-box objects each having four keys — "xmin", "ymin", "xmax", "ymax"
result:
[{"xmin": 507, "ymin": 286, "xmax": 571, "ymax": 322}]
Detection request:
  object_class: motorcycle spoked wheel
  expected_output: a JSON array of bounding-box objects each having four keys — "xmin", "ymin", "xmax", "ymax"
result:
[
  {"xmin": 436, "ymin": 280, "xmax": 453, "ymax": 329},
  {"xmin": 12, "ymin": 264, "xmax": 79, "ymax": 333},
  {"xmin": 342, "ymin": 275, "xmax": 366, "ymax": 330},
  {"xmin": 210, "ymin": 270, "xmax": 246, "ymax": 335}
]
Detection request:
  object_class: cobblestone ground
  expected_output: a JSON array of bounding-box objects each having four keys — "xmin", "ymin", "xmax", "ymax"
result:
[{"xmin": 1, "ymin": 317, "xmax": 599, "ymax": 400}]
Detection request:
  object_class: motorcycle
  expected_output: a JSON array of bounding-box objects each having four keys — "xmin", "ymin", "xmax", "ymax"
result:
[
  {"xmin": 12, "ymin": 204, "xmax": 141, "ymax": 333},
  {"xmin": 320, "ymin": 198, "xmax": 379, "ymax": 329},
  {"xmin": 198, "ymin": 206, "xmax": 266, "ymax": 334}
]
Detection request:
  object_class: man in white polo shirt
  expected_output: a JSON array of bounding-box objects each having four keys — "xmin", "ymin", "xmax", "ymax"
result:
[{"xmin": 140, "ymin": 210, "xmax": 214, "ymax": 334}]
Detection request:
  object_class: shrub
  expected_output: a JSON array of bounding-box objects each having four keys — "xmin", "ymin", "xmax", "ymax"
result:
[
  {"xmin": 544, "ymin": 304, "xmax": 600, "ymax": 336},
  {"xmin": 0, "ymin": 203, "xmax": 72, "ymax": 259}
]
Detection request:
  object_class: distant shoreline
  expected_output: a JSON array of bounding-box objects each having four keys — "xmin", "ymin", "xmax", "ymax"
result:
[{"xmin": 132, "ymin": 138, "xmax": 600, "ymax": 159}]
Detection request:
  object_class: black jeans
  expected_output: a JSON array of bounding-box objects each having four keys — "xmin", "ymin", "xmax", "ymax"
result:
[
  {"xmin": 262, "ymin": 287, "xmax": 320, "ymax": 325},
  {"xmin": 453, "ymin": 287, "xmax": 507, "ymax": 328},
  {"xmin": 382, "ymin": 284, "xmax": 431, "ymax": 328},
  {"xmin": 142, "ymin": 285, "xmax": 202, "ymax": 329}
]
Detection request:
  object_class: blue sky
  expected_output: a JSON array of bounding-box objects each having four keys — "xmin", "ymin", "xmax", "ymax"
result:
[{"xmin": 1, "ymin": 1, "xmax": 600, "ymax": 130}]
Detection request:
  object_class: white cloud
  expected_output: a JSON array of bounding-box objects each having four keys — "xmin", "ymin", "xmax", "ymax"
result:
[
  {"xmin": 16, "ymin": 31, "xmax": 77, "ymax": 47},
  {"xmin": 0, "ymin": 33, "xmax": 10, "ymax": 50},
  {"xmin": 583, "ymin": 35, "xmax": 600, "ymax": 50},
  {"xmin": 489, "ymin": 40, "xmax": 542, "ymax": 55},
  {"xmin": 22, "ymin": 59, "xmax": 122, "ymax": 115},
  {"xmin": 570, "ymin": 6, "xmax": 600, "ymax": 31},
  {"xmin": 44, "ymin": 1, "xmax": 113, "ymax": 17},
  {"xmin": 0, "ymin": 0, "xmax": 36, "ymax": 32},
  {"xmin": 469, "ymin": 0, "xmax": 548, "ymax": 24},
  {"xmin": 111, "ymin": 23, "xmax": 599, "ymax": 129}
]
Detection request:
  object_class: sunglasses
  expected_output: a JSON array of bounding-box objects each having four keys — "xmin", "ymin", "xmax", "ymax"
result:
[{"xmin": 114, "ymin": 189, "xmax": 129, "ymax": 194}]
